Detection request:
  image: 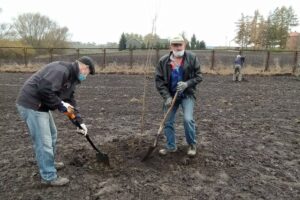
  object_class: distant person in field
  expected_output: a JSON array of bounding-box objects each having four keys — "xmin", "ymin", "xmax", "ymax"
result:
[
  {"xmin": 233, "ymin": 54, "xmax": 245, "ymax": 82},
  {"xmin": 155, "ymin": 35, "xmax": 202, "ymax": 157},
  {"xmin": 16, "ymin": 56, "xmax": 95, "ymax": 186}
]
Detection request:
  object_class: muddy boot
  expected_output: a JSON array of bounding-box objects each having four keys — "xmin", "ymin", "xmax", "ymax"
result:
[
  {"xmin": 55, "ymin": 162, "xmax": 65, "ymax": 170},
  {"xmin": 187, "ymin": 144, "xmax": 196, "ymax": 157},
  {"xmin": 159, "ymin": 147, "xmax": 177, "ymax": 156},
  {"xmin": 41, "ymin": 177, "xmax": 70, "ymax": 186}
]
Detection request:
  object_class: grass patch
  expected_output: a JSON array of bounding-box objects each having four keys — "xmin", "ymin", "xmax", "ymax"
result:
[
  {"xmin": 202, "ymin": 65, "xmax": 298, "ymax": 76},
  {"xmin": 0, "ymin": 63, "xmax": 298, "ymax": 76}
]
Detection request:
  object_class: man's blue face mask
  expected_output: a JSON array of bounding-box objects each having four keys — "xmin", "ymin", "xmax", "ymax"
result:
[{"xmin": 78, "ymin": 73, "xmax": 87, "ymax": 81}]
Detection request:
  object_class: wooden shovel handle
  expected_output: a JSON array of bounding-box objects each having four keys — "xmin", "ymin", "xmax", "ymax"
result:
[{"xmin": 157, "ymin": 91, "xmax": 179, "ymax": 134}]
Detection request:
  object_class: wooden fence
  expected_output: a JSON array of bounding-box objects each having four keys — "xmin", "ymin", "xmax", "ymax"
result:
[{"xmin": 0, "ymin": 47, "xmax": 299, "ymax": 73}]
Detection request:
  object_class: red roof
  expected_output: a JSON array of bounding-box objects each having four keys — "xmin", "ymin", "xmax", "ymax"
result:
[{"xmin": 289, "ymin": 32, "xmax": 299, "ymax": 37}]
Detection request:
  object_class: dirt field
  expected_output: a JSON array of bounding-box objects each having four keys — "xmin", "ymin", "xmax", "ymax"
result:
[{"xmin": 0, "ymin": 73, "xmax": 299, "ymax": 200}]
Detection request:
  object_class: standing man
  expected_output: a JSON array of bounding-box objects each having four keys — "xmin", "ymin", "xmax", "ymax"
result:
[
  {"xmin": 155, "ymin": 35, "xmax": 202, "ymax": 157},
  {"xmin": 16, "ymin": 56, "xmax": 95, "ymax": 186},
  {"xmin": 233, "ymin": 54, "xmax": 245, "ymax": 82}
]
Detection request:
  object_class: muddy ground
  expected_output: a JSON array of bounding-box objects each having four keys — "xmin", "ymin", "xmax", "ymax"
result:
[{"xmin": 0, "ymin": 73, "xmax": 299, "ymax": 200}]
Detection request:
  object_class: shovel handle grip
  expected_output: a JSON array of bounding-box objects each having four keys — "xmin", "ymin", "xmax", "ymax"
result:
[{"xmin": 64, "ymin": 112, "xmax": 76, "ymax": 120}]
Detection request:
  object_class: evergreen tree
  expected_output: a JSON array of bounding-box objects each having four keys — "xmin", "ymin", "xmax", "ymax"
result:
[
  {"xmin": 190, "ymin": 34, "xmax": 197, "ymax": 50},
  {"xmin": 235, "ymin": 6, "xmax": 298, "ymax": 49},
  {"xmin": 199, "ymin": 40, "xmax": 206, "ymax": 49},
  {"xmin": 118, "ymin": 33, "xmax": 127, "ymax": 51},
  {"xmin": 249, "ymin": 10, "xmax": 260, "ymax": 47},
  {"xmin": 235, "ymin": 13, "xmax": 251, "ymax": 48},
  {"xmin": 264, "ymin": 15, "xmax": 276, "ymax": 48},
  {"xmin": 141, "ymin": 42, "xmax": 146, "ymax": 49},
  {"xmin": 270, "ymin": 6, "xmax": 298, "ymax": 48},
  {"xmin": 255, "ymin": 15, "xmax": 267, "ymax": 48},
  {"xmin": 196, "ymin": 41, "xmax": 201, "ymax": 49}
]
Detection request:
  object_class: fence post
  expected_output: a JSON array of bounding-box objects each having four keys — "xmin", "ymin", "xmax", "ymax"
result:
[
  {"xmin": 23, "ymin": 47, "xmax": 28, "ymax": 67},
  {"xmin": 156, "ymin": 48, "xmax": 160, "ymax": 66},
  {"xmin": 264, "ymin": 50, "xmax": 270, "ymax": 71},
  {"xmin": 76, "ymin": 48, "xmax": 80, "ymax": 59},
  {"xmin": 49, "ymin": 48, "xmax": 53, "ymax": 62},
  {"xmin": 129, "ymin": 49, "xmax": 133, "ymax": 68},
  {"xmin": 102, "ymin": 48, "xmax": 106, "ymax": 69},
  {"xmin": 210, "ymin": 50, "xmax": 215, "ymax": 70},
  {"xmin": 292, "ymin": 51, "xmax": 298, "ymax": 74}
]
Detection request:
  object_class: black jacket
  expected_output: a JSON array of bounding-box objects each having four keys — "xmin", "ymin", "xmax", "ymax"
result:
[
  {"xmin": 17, "ymin": 61, "xmax": 81, "ymax": 113},
  {"xmin": 155, "ymin": 51, "xmax": 202, "ymax": 100}
]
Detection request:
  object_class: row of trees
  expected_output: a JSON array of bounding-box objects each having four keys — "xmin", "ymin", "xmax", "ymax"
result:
[
  {"xmin": 190, "ymin": 34, "xmax": 206, "ymax": 50},
  {"xmin": 1, "ymin": 6, "xmax": 299, "ymax": 51},
  {"xmin": 0, "ymin": 11, "xmax": 69, "ymax": 48},
  {"xmin": 118, "ymin": 32, "xmax": 206, "ymax": 51},
  {"xmin": 235, "ymin": 6, "xmax": 299, "ymax": 49},
  {"xmin": 1, "ymin": 7, "xmax": 207, "ymax": 52}
]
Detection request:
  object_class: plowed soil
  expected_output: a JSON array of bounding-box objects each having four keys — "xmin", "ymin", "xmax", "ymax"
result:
[{"xmin": 0, "ymin": 73, "xmax": 299, "ymax": 200}]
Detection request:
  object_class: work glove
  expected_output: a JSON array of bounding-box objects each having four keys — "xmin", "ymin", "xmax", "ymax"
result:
[
  {"xmin": 76, "ymin": 123, "xmax": 88, "ymax": 136},
  {"xmin": 164, "ymin": 97, "xmax": 172, "ymax": 107},
  {"xmin": 176, "ymin": 81, "xmax": 188, "ymax": 92},
  {"xmin": 58, "ymin": 101, "xmax": 74, "ymax": 114}
]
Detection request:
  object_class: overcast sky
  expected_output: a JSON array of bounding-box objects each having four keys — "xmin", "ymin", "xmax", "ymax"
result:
[{"xmin": 1, "ymin": 0, "xmax": 299, "ymax": 46}]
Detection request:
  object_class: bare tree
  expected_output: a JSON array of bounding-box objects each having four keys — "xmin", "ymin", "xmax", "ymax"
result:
[
  {"xmin": 125, "ymin": 33, "xmax": 143, "ymax": 42},
  {"xmin": 0, "ymin": 8, "xmax": 14, "ymax": 39},
  {"xmin": 0, "ymin": 23, "xmax": 13, "ymax": 39},
  {"xmin": 180, "ymin": 32, "xmax": 190, "ymax": 49},
  {"xmin": 43, "ymin": 27, "xmax": 69, "ymax": 48},
  {"xmin": 144, "ymin": 33, "xmax": 160, "ymax": 48},
  {"xmin": 13, "ymin": 13, "xmax": 69, "ymax": 48}
]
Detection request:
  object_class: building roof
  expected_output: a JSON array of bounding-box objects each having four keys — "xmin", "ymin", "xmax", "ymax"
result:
[{"xmin": 289, "ymin": 32, "xmax": 299, "ymax": 37}]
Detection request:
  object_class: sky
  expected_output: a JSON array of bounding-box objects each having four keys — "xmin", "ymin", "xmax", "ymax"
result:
[{"xmin": 0, "ymin": 0, "xmax": 300, "ymax": 46}]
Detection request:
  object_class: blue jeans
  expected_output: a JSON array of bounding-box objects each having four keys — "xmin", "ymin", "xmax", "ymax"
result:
[
  {"xmin": 163, "ymin": 97, "xmax": 196, "ymax": 150},
  {"xmin": 17, "ymin": 104, "xmax": 57, "ymax": 181}
]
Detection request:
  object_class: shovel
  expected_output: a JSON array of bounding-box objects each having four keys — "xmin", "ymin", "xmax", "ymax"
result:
[
  {"xmin": 142, "ymin": 91, "xmax": 178, "ymax": 161},
  {"xmin": 66, "ymin": 112, "xmax": 110, "ymax": 166},
  {"xmin": 84, "ymin": 133, "xmax": 110, "ymax": 166}
]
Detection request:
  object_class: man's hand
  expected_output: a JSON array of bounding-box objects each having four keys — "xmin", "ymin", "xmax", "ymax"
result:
[
  {"xmin": 76, "ymin": 123, "xmax": 88, "ymax": 136},
  {"xmin": 176, "ymin": 81, "xmax": 188, "ymax": 92},
  {"xmin": 164, "ymin": 97, "xmax": 172, "ymax": 107},
  {"xmin": 58, "ymin": 101, "xmax": 74, "ymax": 113}
]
